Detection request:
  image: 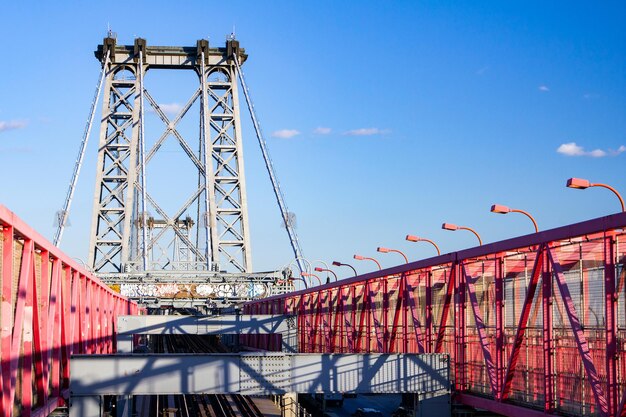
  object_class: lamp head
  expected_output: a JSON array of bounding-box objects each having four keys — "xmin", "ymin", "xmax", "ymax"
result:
[
  {"xmin": 442, "ymin": 223, "xmax": 459, "ymax": 231},
  {"xmin": 353, "ymin": 254, "xmax": 365, "ymax": 260},
  {"xmin": 377, "ymin": 247, "xmax": 391, "ymax": 253},
  {"xmin": 332, "ymin": 261, "xmax": 341, "ymax": 267},
  {"xmin": 567, "ymin": 177, "xmax": 591, "ymax": 189},
  {"xmin": 405, "ymin": 235, "xmax": 420, "ymax": 242},
  {"xmin": 314, "ymin": 267, "xmax": 324, "ymax": 272},
  {"xmin": 490, "ymin": 204, "xmax": 511, "ymax": 214}
]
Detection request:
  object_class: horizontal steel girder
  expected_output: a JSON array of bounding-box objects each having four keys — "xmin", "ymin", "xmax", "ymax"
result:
[
  {"xmin": 117, "ymin": 314, "xmax": 297, "ymax": 352},
  {"xmin": 118, "ymin": 314, "xmax": 294, "ymax": 335},
  {"xmin": 70, "ymin": 353, "xmax": 450, "ymax": 396}
]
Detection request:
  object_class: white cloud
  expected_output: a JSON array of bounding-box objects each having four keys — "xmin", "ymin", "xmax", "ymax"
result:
[
  {"xmin": 557, "ymin": 142, "xmax": 625, "ymax": 158},
  {"xmin": 557, "ymin": 142, "xmax": 585, "ymax": 156},
  {"xmin": 343, "ymin": 127, "xmax": 390, "ymax": 136},
  {"xmin": 271, "ymin": 129, "xmax": 301, "ymax": 139},
  {"xmin": 538, "ymin": 85, "xmax": 550, "ymax": 92},
  {"xmin": 156, "ymin": 103, "xmax": 183, "ymax": 116},
  {"xmin": 313, "ymin": 127, "xmax": 332, "ymax": 135},
  {"xmin": 589, "ymin": 149, "xmax": 607, "ymax": 157},
  {"xmin": 583, "ymin": 93, "xmax": 599, "ymax": 100},
  {"xmin": 0, "ymin": 120, "xmax": 28, "ymax": 133}
]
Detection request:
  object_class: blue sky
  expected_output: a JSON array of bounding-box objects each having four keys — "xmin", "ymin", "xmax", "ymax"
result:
[{"xmin": 1, "ymin": 1, "xmax": 625, "ymax": 278}]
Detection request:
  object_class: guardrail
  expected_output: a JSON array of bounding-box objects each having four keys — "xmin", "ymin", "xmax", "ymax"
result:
[
  {"xmin": 0, "ymin": 205, "xmax": 140, "ymax": 417},
  {"xmin": 244, "ymin": 212, "xmax": 626, "ymax": 417}
]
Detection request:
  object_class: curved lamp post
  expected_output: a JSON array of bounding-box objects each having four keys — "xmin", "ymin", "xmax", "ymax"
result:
[
  {"xmin": 314, "ymin": 267, "xmax": 338, "ymax": 282},
  {"xmin": 301, "ymin": 272, "xmax": 322, "ymax": 286},
  {"xmin": 490, "ymin": 204, "xmax": 539, "ymax": 233},
  {"xmin": 442, "ymin": 223, "xmax": 483, "ymax": 246},
  {"xmin": 567, "ymin": 177, "xmax": 625, "ymax": 212},
  {"xmin": 353, "ymin": 254, "xmax": 382, "ymax": 270},
  {"xmin": 332, "ymin": 261, "xmax": 358, "ymax": 277},
  {"xmin": 290, "ymin": 276, "xmax": 308, "ymax": 289},
  {"xmin": 405, "ymin": 235, "xmax": 441, "ymax": 256},
  {"xmin": 376, "ymin": 247, "xmax": 408, "ymax": 263}
]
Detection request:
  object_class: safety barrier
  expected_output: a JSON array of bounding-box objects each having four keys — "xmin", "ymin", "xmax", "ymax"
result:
[
  {"xmin": 0, "ymin": 205, "xmax": 140, "ymax": 417},
  {"xmin": 244, "ymin": 212, "xmax": 626, "ymax": 417}
]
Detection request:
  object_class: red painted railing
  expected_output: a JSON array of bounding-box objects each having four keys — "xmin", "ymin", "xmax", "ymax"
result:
[
  {"xmin": 244, "ymin": 212, "xmax": 626, "ymax": 417},
  {"xmin": 0, "ymin": 205, "xmax": 140, "ymax": 417}
]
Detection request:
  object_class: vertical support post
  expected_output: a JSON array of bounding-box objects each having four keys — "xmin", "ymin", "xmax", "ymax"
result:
[
  {"xmin": 138, "ymin": 50, "xmax": 149, "ymax": 271},
  {"xmin": 200, "ymin": 48, "xmax": 219, "ymax": 270},
  {"xmin": 382, "ymin": 279, "xmax": 389, "ymax": 353},
  {"xmin": 604, "ymin": 234, "xmax": 619, "ymax": 417},
  {"xmin": 22, "ymin": 245, "xmax": 34, "ymax": 417},
  {"xmin": 349, "ymin": 285, "xmax": 356, "ymax": 352},
  {"xmin": 298, "ymin": 295, "xmax": 305, "ymax": 352},
  {"xmin": 366, "ymin": 281, "xmax": 372, "ymax": 352},
  {"xmin": 227, "ymin": 53, "xmax": 253, "ymax": 272},
  {"xmin": 325, "ymin": 289, "xmax": 332, "ymax": 351},
  {"xmin": 50, "ymin": 258, "xmax": 62, "ymax": 399},
  {"xmin": 436, "ymin": 265, "xmax": 456, "ymax": 353},
  {"xmin": 542, "ymin": 249, "xmax": 555, "ymax": 413},
  {"xmin": 1, "ymin": 225, "xmax": 14, "ymax": 417},
  {"xmin": 455, "ymin": 261, "xmax": 466, "ymax": 391},
  {"xmin": 495, "ymin": 256, "xmax": 504, "ymax": 398},
  {"xmin": 605, "ymin": 234, "xmax": 618, "ymax": 417},
  {"xmin": 401, "ymin": 274, "xmax": 409, "ymax": 352},
  {"xmin": 425, "ymin": 270, "xmax": 433, "ymax": 352}
]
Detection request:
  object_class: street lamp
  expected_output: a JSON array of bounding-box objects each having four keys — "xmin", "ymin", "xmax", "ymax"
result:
[
  {"xmin": 291, "ymin": 276, "xmax": 308, "ymax": 289},
  {"xmin": 405, "ymin": 235, "xmax": 441, "ymax": 256},
  {"xmin": 353, "ymin": 254, "xmax": 382, "ymax": 270},
  {"xmin": 442, "ymin": 223, "xmax": 483, "ymax": 246},
  {"xmin": 301, "ymin": 272, "xmax": 322, "ymax": 286},
  {"xmin": 314, "ymin": 267, "xmax": 338, "ymax": 282},
  {"xmin": 376, "ymin": 247, "xmax": 408, "ymax": 263},
  {"xmin": 490, "ymin": 204, "xmax": 539, "ymax": 233},
  {"xmin": 332, "ymin": 261, "xmax": 357, "ymax": 277},
  {"xmin": 566, "ymin": 177, "xmax": 625, "ymax": 212}
]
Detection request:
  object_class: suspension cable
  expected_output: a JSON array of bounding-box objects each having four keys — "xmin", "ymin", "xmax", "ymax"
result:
[
  {"xmin": 232, "ymin": 53, "xmax": 306, "ymax": 273},
  {"xmin": 54, "ymin": 49, "xmax": 110, "ymax": 247}
]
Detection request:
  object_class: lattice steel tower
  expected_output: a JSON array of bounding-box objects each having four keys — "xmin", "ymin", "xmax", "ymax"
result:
[{"xmin": 89, "ymin": 37, "xmax": 252, "ymax": 274}]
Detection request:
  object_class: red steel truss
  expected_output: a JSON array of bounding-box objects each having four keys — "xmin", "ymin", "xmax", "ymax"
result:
[
  {"xmin": 0, "ymin": 205, "xmax": 140, "ymax": 417},
  {"xmin": 244, "ymin": 212, "xmax": 626, "ymax": 417}
]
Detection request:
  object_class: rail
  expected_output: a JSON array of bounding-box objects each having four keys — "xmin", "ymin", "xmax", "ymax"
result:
[
  {"xmin": 0, "ymin": 204, "xmax": 139, "ymax": 417},
  {"xmin": 244, "ymin": 211, "xmax": 626, "ymax": 417}
]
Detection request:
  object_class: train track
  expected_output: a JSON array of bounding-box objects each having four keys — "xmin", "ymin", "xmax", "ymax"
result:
[{"xmin": 139, "ymin": 334, "xmax": 264, "ymax": 417}]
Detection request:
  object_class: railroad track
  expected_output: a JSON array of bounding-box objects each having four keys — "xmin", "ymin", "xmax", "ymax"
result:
[{"xmin": 138, "ymin": 333, "xmax": 264, "ymax": 417}]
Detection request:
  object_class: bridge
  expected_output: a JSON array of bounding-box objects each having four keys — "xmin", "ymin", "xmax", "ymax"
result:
[{"xmin": 1, "ymin": 35, "xmax": 625, "ymax": 417}]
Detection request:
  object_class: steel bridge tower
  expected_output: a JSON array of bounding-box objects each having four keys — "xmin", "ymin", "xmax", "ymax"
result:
[{"xmin": 89, "ymin": 37, "xmax": 252, "ymax": 277}]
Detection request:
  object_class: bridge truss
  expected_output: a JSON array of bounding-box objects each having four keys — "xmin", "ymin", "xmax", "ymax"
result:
[
  {"xmin": 244, "ymin": 211, "xmax": 626, "ymax": 417},
  {"xmin": 89, "ymin": 37, "xmax": 253, "ymax": 274}
]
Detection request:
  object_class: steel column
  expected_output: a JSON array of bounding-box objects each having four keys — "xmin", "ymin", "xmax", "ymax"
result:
[
  {"xmin": 542, "ymin": 247, "xmax": 555, "ymax": 413},
  {"xmin": 605, "ymin": 234, "xmax": 618, "ymax": 417}
]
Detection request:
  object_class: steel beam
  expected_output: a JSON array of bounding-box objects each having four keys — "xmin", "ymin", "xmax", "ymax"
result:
[
  {"xmin": 116, "ymin": 314, "xmax": 297, "ymax": 352},
  {"xmin": 70, "ymin": 353, "xmax": 450, "ymax": 396}
]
